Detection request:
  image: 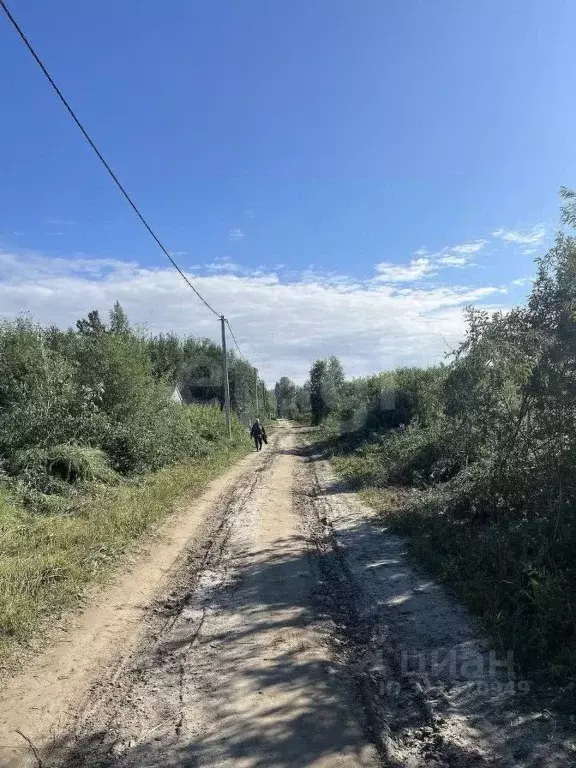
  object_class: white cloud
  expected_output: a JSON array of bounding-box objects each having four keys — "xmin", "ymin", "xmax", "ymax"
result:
[
  {"xmin": 374, "ymin": 257, "xmax": 434, "ymax": 283},
  {"xmin": 204, "ymin": 256, "xmax": 243, "ymax": 273},
  {"xmin": 511, "ymin": 276, "xmax": 533, "ymax": 287},
  {"xmin": 0, "ymin": 248, "xmax": 507, "ymax": 385},
  {"xmin": 0, "ymin": 250, "xmax": 138, "ymax": 278},
  {"xmin": 451, "ymin": 240, "xmax": 487, "ymax": 255},
  {"xmin": 228, "ymin": 229, "xmax": 245, "ymax": 241},
  {"xmin": 427, "ymin": 239, "xmax": 488, "ymax": 269},
  {"xmin": 492, "ymin": 225, "xmax": 546, "ymax": 254},
  {"xmin": 408, "ymin": 240, "xmax": 488, "ymax": 273},
  {"xmin": 436, "ymin": 254, "xmax": 468, "ymax": 267}
]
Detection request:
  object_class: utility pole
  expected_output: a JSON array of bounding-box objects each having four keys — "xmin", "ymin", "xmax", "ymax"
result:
[
  {"xmin": 220, "ymin": 316, "xmax": 232, "ymax": 438},
  {"xmin": 255, "ymin": 368, "xmax": 259, "ymax": 418}
]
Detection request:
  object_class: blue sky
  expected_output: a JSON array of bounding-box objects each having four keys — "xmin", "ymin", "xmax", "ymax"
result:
[{"xmin": 1, "ymin": 0, "xmax": 575, "ymax": 383}]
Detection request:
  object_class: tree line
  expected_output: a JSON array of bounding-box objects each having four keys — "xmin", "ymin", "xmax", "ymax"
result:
[
  {"xmin": 0, "ymin": 303, "xmax": 273, "ymax": 512},
  {"xmin": 274, "ymin": 190, "xmax": 576, "ymax": 688},
  {"xmin": 273, "ymin": 355, "xmax": 343, "ymax": 422}
]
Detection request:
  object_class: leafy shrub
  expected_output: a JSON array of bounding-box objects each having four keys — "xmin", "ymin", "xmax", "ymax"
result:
[
  {"xmin": 103, "ymin": 406, "xmax": 195, "ymax": 474},
  {"xmin": 183, "ymin": 403, "xmax": 247, "ymax": 445},
  {"xmin": 333, "ymin": 420, "xmax": 461, "ymax": 489},
  {"xmin": 10, "ymin": 445, "xmax": 116, "ymax": 489},
  {"xmin": 316, "ymin": 191, "xmax": 576, "ymax": 688},
  {"xmin": 383, "ymin": 479, "xmax": 576, "ymax": 687},
  {"xmin": 0, "ymin": 306, "xmax": 257, "ymax": 663},
  {"xmin": 0, "ymin": 318, "xmax": 107, "ymax": 456},
  {"xmin": 0, "ymin": 309, "xmax": 256, "ymax": 483}
]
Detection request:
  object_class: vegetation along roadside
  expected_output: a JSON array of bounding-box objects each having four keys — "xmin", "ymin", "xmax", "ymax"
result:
[
  {"xmin": 275, "ymin": 191, "xmax": 576, "ymax": 699},
  {"xmin": 0, "ymin": 304, "xmax": 273, "ymax": 667}
]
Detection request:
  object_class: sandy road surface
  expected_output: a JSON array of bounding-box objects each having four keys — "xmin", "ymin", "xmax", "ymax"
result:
[{"xmin": 1, "ymin": 423, "xmax": 573, "ymax": 767}]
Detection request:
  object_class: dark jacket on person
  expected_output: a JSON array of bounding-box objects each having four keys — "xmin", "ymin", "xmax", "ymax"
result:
[
  {"xmin": 250, "ymin": 422, "xmax": 263, "ymax": 438},
  {"xmin": 250, "ymin": 423, "xmax": 267, "ymax": 443}
]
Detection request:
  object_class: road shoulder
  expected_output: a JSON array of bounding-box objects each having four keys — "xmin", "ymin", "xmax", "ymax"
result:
[
  {"xmin": 300, "ymin": 446, "xmax": 575, "ymax": 767},
  {"xmin": 0, "ymin": 445, "xmax": 259, "ymax": 768}
]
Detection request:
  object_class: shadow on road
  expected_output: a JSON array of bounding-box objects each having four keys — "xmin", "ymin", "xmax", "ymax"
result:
[{"xmin": 47, "ymin": 459, "xmax": 571, "ymax": 768}]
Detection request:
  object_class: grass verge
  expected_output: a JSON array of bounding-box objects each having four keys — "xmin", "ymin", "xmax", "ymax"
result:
[
  {"xmin": 319, "ymin": 430, "xmax": 576, "ymax": 699},
  {"xmin": 0, "ymin": 441, "xmax": 250, "ymax": 667}
]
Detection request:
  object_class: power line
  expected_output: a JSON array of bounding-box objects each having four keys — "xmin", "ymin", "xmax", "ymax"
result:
[
  {"xmin": 1, "ymin": 0, "xmax": 258, "ymax": 414},
  {"xmin": 225, "ymin": 319, "xmax": 246, "ymax": 359},
  {"xmin": 0, "ymin": 0, "xmax": 219, "ymax": 318},
  {"xmin": 226, "ymin": 319, "xmax": 263, "ymax": 420}
]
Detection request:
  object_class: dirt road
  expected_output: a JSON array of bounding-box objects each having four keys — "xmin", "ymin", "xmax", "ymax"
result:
[{"xmin": 1, "ymin": 423, "xmax": 573, "ymax": 767}]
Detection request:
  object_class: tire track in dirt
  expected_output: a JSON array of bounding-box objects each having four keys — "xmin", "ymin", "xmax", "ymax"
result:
[
  {"xmin": 296, "ymin": 437, "xmax": 575, "ymax": 768},
  {"xmin": 3, "ymin": 425, "xmax": 573, "ymax": 767},
  {"xmin": 45, "ymin": 423, "xmax": 380, "ymax": 768},
  {"xmin": 42, "ymin": 441, "xmax": 279, "ymax": 765},
  {"xmin": 0, "ymin": 434, "xmax": 275, "ymax": 768}
]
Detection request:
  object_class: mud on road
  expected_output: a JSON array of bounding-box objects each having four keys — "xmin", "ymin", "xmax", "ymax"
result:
[{"xmin": 1, "ymin": 423, "xmax": 574, "ymax": 767}]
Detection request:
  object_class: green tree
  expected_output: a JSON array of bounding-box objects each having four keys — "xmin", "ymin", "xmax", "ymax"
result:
[
  {"xmin": 308, "ymin": 356, "xmax": 345, "ymax": 424},
  {"xmin": 274, "ymin": 377, "xmax": 297, "ymax": 418},
  {"xmin": 76, "ymin": 309, "xmax": 106, "ymax": 337},
  {"xmin": 309, "ymin": 359, "xmax": 328, "ymax": 424},
  {"xmin": 262, "ymin": 386, "xmax": 277, "ymax": 420},
  {"xmin": 109, "ymin": 301, "xmax": 131, "ymax": 334},
  {"xmin": 295, "ymin": 382, "xmax": 311, "ymax": 418}
]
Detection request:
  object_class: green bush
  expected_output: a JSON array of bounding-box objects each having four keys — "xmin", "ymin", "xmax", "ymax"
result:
[
  {"xmin": 382, "ymin": 480, "xmax": 576, "ymax": 686},
  {"xmin": 0, "ymin": 438, "xmax": 251, "ymax": 663},
  {"xmin": 314, "ymin": 192, "xmax": 576, "ymax": 689},
  {"xmin": 0, "ymin": 318, "xmax": 107, "ymax": 456},
  {"xmin": 0, "ymin": 305, "xmax": 257, "ymax": 662},
  {"xmin": 332, "ymin": 420, "xmax": 461, "ymax": 489},
  {"xmin": 10, "ymin": 445, "xmax": 116, "ymax": 489},
  {"xmin": 0, "ymin": 309, "xmax": 255, "ymax": 484}
]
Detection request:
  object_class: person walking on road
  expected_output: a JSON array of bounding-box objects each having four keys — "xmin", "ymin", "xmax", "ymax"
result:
[{"xmin": 250, "ymin": 419, "xmax": 267, "ymax": 452}]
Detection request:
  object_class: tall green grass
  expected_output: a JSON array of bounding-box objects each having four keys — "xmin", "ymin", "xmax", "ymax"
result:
[
  {"xmin": 0, "ymin": 408, "xmax": 251, "ymax": 666},
  {"xmin": 321, "ymin": 427, "xmax": 576, "ymax": 693}
]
